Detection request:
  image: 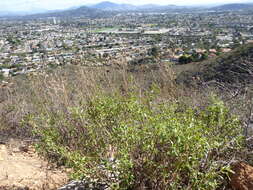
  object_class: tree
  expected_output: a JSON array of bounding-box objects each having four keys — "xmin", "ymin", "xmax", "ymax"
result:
[
  {"xmin": 200, "ymin": 53, "xmax": 208, "ymax": 61},
  {"xmin": 179, "ymin": 55, "xmax": 193, "ymax": 64},
  {"xmin": 148, "ymin": 47, "xmax": 159, "ymax": 58}
]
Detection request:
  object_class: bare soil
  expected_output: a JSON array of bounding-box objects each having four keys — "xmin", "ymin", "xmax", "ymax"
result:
[{"xmin": 0, "ymin": 139, "xmax": 68, "ymax": 190}]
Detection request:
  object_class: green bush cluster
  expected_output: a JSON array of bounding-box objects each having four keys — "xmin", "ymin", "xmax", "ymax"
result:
[
  {"xmin": 179, "ymin": 53, "xmax": 208, "ymax": 64},
  {"xmin": 0, "ymin": 63, "xmax": 23, "ymax": 69},
  {"xmin": 25, "ymin": 91, "xmax": 243, "ymax": 189},
  {"xmin": 0, "ymin": 73, "xmax": 3, "ymax": 81}
]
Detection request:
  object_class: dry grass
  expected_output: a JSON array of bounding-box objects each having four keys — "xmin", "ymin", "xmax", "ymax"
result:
[
  {"xmin": 0, "ymin": 64, "xmax": 179, "ymax": 137},
  {"xmin": 0, "ymin": 62, "xmax": 252, "ymax": 139}
]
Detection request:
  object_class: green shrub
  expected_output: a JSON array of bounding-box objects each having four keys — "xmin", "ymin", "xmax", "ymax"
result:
[
  {"xmin": 178, "ymin": 55, "xmax": 193, "ymax": 64},
  {"xmin": 25, "ymin": 92, "xmax": 243, "ymax": 189},
  {"xmin": 0, "ymin": 73, "xmax": 3, "ymax": 81}
]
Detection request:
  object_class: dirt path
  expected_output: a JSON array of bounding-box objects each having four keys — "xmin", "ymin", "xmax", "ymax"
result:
[{"xmin": 0, "ymin": 139, "xmax": 68, "ymax": 190}]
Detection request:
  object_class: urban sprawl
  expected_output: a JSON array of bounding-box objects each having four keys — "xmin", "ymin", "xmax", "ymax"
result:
[{"xmin": 0, "ymin": 11, "xmax": 253, "ymax": 78}]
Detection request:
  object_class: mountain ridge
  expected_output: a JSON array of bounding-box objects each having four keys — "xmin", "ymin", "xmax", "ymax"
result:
[
  {"xmin": 1, "ymin": 2, "xmax": 253, "ymax": 18},
  {"xmin": 89, "ymin": 1, "xmax": 184, "ymax": 11},
  {"xmin": 90, "ymin": 1, "xmax": 137, "ymax": 11},
  {"xmin": 21, "ymin": 6, "xmax": 113, "ymax": 19},
  {"xmin": 211, "ymin": 3, "xmax": 253, "ymax": 11}
]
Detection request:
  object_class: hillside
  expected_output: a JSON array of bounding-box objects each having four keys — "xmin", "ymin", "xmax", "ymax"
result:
[
  {"xmin": 0, "ymin": 64, "xmax": 246, "ymax": 189},
  {"xmin": 176, "ymin": 43, "xmax": 253, "ymax": 87},
  {"xmin": 0, "ymin": 50, "xmax": 252, "ymax": 190}
]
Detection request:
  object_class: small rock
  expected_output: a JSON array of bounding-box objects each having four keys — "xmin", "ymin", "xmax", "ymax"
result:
[
  {"xmin": 19, "ymin": 145, "xmax": 29, "ymax": 153},
  {"xmin": 230, "ymin": 162, "xmax": 253, "ymax": 190},
  {"xmin": 12, "ymin": 148, "xmax": 20, "ymax": 153},
  {"xmin": 0, "ymin": 145, "xmax": 7, "ymax": 161}
]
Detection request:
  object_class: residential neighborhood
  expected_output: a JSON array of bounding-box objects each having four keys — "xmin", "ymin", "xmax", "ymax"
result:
[{"xmin": 0, "ymin": 7, "xmax": 253, "ymax": 78}]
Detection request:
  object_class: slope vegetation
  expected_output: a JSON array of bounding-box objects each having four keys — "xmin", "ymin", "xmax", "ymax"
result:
[{"xmin": 176, "ymin": 43, "xmax": 253, "ymax": 87}]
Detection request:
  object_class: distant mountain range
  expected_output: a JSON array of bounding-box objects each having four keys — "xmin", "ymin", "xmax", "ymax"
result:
[
  {"xmin": 211, "ymin": 3, "xmax": 253, "ymax": 11},
  {"xmin": 89, "ymin": 1, "xmax": 186, "ymax": 11},
  {"xmin": 1, "ymin": 2, "xmax": 253, "ymax": 18},
  {"xmin": 88, "ymin": 2, "xmax": 253, "ymax": 12},
  {"xmin": 90, "ymin": 1, "xmax": 137, "ymax": 11},
  {"xmin": 25, "ymin": 6, "xmax": 111, "ymax": 19}
]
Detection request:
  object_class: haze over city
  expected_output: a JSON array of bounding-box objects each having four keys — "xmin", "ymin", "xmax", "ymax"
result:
[{"xmin": 0, "ymin": 0, "xmax": 252, "ymax": 12}]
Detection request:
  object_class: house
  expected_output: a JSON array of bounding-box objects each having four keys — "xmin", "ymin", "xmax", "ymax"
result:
[
  {"xmin": 208, "ymin": 53, "xmax": 217, "ymax": 58},
  {"xmin": 221, "ymin": 48, "xmax": 232, "ymax": 53},
  {"xmin": 2, "ymin": 68, "xmax": 11, "ymax": 77},
  {"xmin": 209, "ymin": 49, "xmax": 217, "ymax": 54},
  {"xmin": 246, "ymin": 40, "xmax": 253, "ymax": 44}
]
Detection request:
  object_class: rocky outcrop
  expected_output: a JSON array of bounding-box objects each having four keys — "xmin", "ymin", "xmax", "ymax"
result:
[
  {"xmin": 58, "ymin": 159, "xmax": 119, "ymax": 190},
  {"xmin": 58, "ymin": 180, "xmax": 109, "ymax": 190},
  {"xmin": 230, "ymin": 162, "xmax": 253, "ymax": 190}
]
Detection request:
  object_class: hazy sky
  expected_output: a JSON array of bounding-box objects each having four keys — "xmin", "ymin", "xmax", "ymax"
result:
[{"xmin": 0, "ymin": 0, "xmax": 252, "ymax": 12}]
